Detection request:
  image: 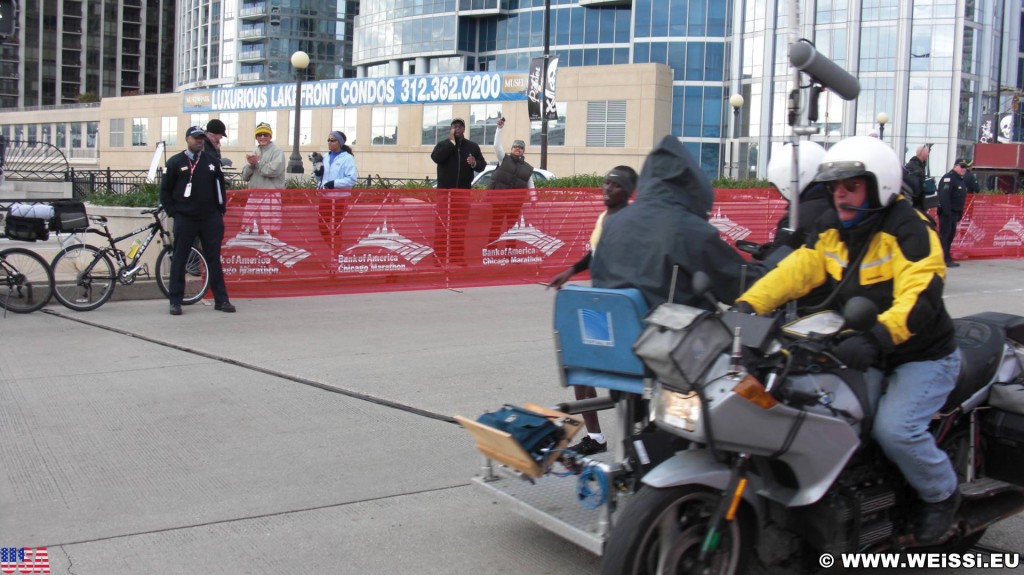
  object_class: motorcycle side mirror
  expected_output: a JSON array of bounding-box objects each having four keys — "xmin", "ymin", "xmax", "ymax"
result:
[{"xmin": 842, "ymin": 297, "xmax": 878, "ymax": 332}]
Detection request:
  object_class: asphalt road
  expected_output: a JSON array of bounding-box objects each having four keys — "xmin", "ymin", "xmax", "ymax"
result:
[{"xmin": 1, "ymin": 258, "xmax": 1022, "ymax": 574}]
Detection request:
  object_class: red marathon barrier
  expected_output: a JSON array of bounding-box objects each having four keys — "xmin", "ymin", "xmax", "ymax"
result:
[{"xmin": 220, "ymin": 188, "xmax": 1024, "ymax": 298}]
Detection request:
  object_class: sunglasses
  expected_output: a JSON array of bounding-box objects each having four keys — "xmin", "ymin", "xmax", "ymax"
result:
[
  {"xmin": 828, "ymin": 178, "xmax": 865, "ymax": 193},
  {"xmin": 256, "ymin": 133, "xmax": 271, "ymax": 138},
  {"xmin": 327, "ymin": 138, "xmax": 338, "ymax": 142}
]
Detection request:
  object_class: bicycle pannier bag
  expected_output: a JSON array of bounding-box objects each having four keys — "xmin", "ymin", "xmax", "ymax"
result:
[
  {"xmin": 476, "ymin": 405, "xmax": 564, "ymax": 462},
  {"xmin": 4, "ymin": 215, "xmax": 50, "ymax": 242},
  {"xmin": 50, "ymin": 200, "xmax": 88, "ymax": 233},
  {"xmin": 633, "ymin": 303, "xmax": 732, "ymax": 391}
]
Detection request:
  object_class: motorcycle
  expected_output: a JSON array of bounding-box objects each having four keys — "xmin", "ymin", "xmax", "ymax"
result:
[{"xmin": 601, "ymin": 273, "xmax": 1024, "ymax": 574}]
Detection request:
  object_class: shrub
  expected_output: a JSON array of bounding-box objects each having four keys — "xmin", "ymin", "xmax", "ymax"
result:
[{"xmin": 86, "ymin": 183, "xmax": 160, "ymax": 207}]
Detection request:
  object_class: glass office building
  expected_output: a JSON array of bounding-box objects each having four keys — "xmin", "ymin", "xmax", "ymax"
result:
[
  {"xmin": 354, "ymin": 0, "xmax": 1024, "ymax": 177},
  {"xmin": 178, "ymin": 0, "xmax": 358, "ymax": 90}
]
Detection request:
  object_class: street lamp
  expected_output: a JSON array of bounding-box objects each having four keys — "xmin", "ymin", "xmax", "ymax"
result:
[
  {"xmin": 287, "ymin": 50, "xmax": 310, "ymax": 174},
  {"xmin": 876, "ymin": 112, "xmax": 889, "ymax": 140},
  {"xmin": 729, "ymin": 94, "xmax": 744, "ymax": 179}
]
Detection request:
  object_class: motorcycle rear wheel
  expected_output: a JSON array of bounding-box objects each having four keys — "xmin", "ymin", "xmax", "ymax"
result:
[{"xmin": 601, "ymin": 485, "xmax": 753, "ymax": 575}]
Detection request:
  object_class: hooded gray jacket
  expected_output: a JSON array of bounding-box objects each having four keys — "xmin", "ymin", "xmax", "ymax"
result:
[{"xmin": 591, "ymin": 135, "xmax": 780, "ymax": 309}]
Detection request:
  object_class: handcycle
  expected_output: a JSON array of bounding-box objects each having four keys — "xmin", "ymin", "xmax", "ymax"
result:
[
  {"xmin": 0, "ymin": 246, "xmax": 54, "ymax": 314},
  {"xmin": 49, "ymin": 207, "xmax": 209, "ymax": 311}
]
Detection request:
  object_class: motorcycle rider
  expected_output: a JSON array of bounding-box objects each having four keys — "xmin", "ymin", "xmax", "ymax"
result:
[
  {"xmin": 735, "ymin": 136, "xmax": 962, "ymax": 544},
  {"xmin": 591, "ymin": 135, "xmax": 789, "ymax": 309}
]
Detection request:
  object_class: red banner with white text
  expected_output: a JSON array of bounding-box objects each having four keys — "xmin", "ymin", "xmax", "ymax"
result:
[{"xmin": 219, "ymin": 189, "xmax": 1024, "ymax": 298}]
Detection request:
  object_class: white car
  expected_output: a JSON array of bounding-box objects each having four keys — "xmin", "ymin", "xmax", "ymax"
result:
[
  {"xmin": 472, "ymin": 163, "xmax": 555, "ymax": 188},
  {"xmin": 430, "ymin": 163, "xmax": 555, "ymax": 188}
]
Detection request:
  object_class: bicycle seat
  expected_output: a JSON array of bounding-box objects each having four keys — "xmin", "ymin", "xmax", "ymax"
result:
[{"xmin": 88, "ymin": 215, "xmax": 108, "ymax": 224}]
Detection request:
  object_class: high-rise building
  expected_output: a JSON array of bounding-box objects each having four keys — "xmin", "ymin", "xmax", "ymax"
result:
[
  {"xmin": 179, "ymin": 0, "xmax": 359, "ymax": 90},
  {"xmin": 354, "ymin": 0, "xmax": 1024, "ymax": 175},
  {"xmin": 0, "ymin": 0, "xmax": 176, "ymax": 109}
]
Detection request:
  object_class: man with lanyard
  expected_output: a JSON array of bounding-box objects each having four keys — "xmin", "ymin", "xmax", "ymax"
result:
[{"xmin": 159, "ymin": 126, "xmax": 235, "ymax": 315}]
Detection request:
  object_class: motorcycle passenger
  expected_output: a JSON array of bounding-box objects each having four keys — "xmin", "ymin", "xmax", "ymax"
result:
[
  {"xmin": 735, "ymin": 136, "xmax": 962, "ymax": 544},
  {"xmin": 591, "ymin": 135, "xmax": 789, "ymax": 309}
]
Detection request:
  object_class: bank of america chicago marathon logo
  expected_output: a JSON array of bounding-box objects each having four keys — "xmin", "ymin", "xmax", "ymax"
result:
[
  {"xmin": 482, "ymin": 216, "xmax": 565, "ymax": 266},
  {"xmin": 336, "ymin": 219, "xmax": 434, "ymax": 274},
  {"xmin": 709, "ymin": 209, "xmax": 752, "ymax": 242},
  {"xmin": 223, "ymin": 220, "xmax": 312, "ymax": 276},
  {"xmin": 991, "ymin": 215, "xmax": 1024, "ymax": 247},
  {"xmin": 0, "ymin": 547, "xmax": 50, "ymax": 573}
]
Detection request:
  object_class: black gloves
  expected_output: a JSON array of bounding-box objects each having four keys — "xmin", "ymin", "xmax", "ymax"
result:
[
  {"xmin": 323, "ymin": 180, "xmax": 335, "ymax": 189},
  {"xmin": 732, "ymin": 301, "xmax": 757, "ymax": 315},
  {"xmin": 831, "ymin": 334, "xmax": 881, "ymax": 370}
]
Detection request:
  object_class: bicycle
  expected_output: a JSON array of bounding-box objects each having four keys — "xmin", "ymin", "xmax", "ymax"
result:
[
  {"xmin": 0, "ymin": 246, "xmax": 54, "ymax": 314},
  {"xmin": 50, "ymin": 207, "xmax": 210, "ymax": 311}
]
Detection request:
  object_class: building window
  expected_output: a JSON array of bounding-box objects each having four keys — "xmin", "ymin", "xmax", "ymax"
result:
[
  {"xmin": 331, "ymin": 108, "xmax": 358, "ymax": 145},
  {"xmin": 219, "ymin": 112, "xmax": 239, "ymax": 146},
  {"xmin": 132, "ymin": 118, "xmax": 148, "ymax": 147},
  {"xmin": 530, "ymin": 102, "xmax": 568, "ymax": 147},
  {"xmin": 585, "ymin": 100, "xmax": 626, "ymax": 147},
  {"xmin": 286, "ymin": 110, "xmax": 312, "ymax": 146},
  {"xmin": 109, "ymin": 118, "xmax": 125, "ymax": 147},
  {"xmin": 87, "ymin": 123, "xmax": 98, "ymax": 149},
  {"xmin": 161, "ymin": 116, "xmax": 178, "ymax": 147},
  {"xmin": 371, "ymin": 107, "xmax": 398, "ymax": 146},
  {"xmin": 71, "ymin": 123, "xmax": 82, "ymax": 148},
  {"xmin": 469, "ymin": 103, "xmax": 502, "ymax": 144},
  {"xmin": 422, "ymin": 105, "xmax": 453, "ymax": 145},
  {"xmin": 190, "ymin": 114, "xmax": 210, "ymax": 130}
]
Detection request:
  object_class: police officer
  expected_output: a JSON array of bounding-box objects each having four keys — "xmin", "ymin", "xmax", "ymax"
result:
[{"xmin": 937, "ymin": 159, "xmax": 968, "ymax": 267}]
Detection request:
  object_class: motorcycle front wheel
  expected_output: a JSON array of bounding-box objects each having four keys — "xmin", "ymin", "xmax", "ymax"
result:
[{"xmin": 601, "ymin": 485, "xmax": 753, "ymax": 575}]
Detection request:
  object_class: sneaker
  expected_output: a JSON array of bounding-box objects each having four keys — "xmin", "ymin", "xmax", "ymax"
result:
[
  {"xmin": 214, "ymin": 301, "xmax": 236, "ymax": 313},
  {"xmin": 169, "ymin": 304, "xmax": 182, "ymax": 316},
  {"xmin": 568, "ymin": 435, "xmax": 607, "ymax": 456},
  {"xmin": 945, "ymin": 260, "xmax": 960, "ymax": 268},
  {"xmin": 914, "ymin": 490, "xmax": 961, "ymax": 544}
]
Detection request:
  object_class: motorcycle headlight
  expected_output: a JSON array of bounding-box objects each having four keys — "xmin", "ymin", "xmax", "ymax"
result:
[{"xmin": 654, "ymin": 384, "xmax": 702, "ymax": 432}]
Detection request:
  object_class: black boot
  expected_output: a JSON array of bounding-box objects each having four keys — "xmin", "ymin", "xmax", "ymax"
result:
[{"xmin": 914, "ymin": 490, "xmax": 961, "ymax": 544}]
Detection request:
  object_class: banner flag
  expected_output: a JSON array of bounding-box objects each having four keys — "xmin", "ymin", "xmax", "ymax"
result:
[
  {"xmin": 528, "ymin": 57, "xmax": 544, "ymax": 121},
  {"xmin": 544, "ymin": 56, "xmax": 560, "ymax": 120}
]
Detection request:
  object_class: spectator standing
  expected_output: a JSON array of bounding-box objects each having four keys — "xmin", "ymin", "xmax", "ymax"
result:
[
  {"xmin": 205, "ymin": 119, "xmax": 232, "ymax": 167},
  {"xmin": 240, "ymin": 122, "xmax": 286, "ymax": 233},
  {"xmin": 904, "ymin": 144, "xmax": 930, "ymax": 210},
  {"xmin": 937, "ymin": 159, "xmax": 969, "ymax": 267},
  {"xmin": 964, "ymin": 162, "xmax": 980, "ymax": 194},
  {"xmin": 487, "ymin": 117, "xmax": 536, "ymax": 244},
  {"xmin": 318, "ymin": 131, "xmax": 358, "ymax": 253},
  {"xmin": 430, "ymin": 118, "xmax": 486, "ymax": 265},
  {"xmin": 547, "ymin": 165, "xmax": 637, "ymax": 456},
  {"xmin": 159, "ymin": 126, "xmax": 235, "ymax": 316}
]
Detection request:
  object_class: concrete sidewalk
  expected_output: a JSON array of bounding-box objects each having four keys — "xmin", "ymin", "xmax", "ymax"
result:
[{"xmin": 1, "ymin": 260, "xmax": 1022, "ymax": 574}]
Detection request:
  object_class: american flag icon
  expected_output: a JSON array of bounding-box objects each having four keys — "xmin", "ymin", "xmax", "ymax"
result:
[{"xmin": 0, "ymin": 547, "xmax": 50, "ymax": 574}]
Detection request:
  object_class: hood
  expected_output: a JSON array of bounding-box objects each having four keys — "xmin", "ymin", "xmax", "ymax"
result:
[{"xmin": 635, "ymin": 135, "xmax": 714, "ymax": 220}]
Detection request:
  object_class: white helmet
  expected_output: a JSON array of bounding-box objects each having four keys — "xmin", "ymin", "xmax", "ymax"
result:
[
  {"xmin": 767, "ymin": 142, "xmax": 827, "ymax": 201},
  {"xmin": 814, "ymin": 136, "xmax": 903, "ymax": 208}
]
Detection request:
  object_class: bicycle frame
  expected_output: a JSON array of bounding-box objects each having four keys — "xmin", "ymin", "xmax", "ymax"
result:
[{"xmin": 77, "ymin": 210, "xmax": 170, "ymax": 283}]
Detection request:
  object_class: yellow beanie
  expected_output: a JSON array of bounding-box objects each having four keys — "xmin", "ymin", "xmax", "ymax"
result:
[{"xmin": 255, "ymin": 122, "xmax": 273, "ymax": 137}]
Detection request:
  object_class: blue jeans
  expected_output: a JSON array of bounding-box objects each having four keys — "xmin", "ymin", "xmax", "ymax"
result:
[{"xmin": 871, "ymin": 349, "xmax": 962, "ymax": 503}]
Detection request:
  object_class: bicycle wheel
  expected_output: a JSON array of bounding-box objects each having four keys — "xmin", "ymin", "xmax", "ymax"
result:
[
  {"xmin": 156, "ymin": 246, "xmax": 209, "ymax": 305},
  {"xmin": 50, "ymin": 244, "xmax": 116, "ymax": 311},
  {"xmin": 0, "ymin": 247, "xmax": 55, "ymax": 313}
]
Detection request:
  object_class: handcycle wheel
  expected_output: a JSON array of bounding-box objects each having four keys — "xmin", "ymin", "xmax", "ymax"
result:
[
  {"xmin": 156, "ymin": 246, "xmax": 209, "ymax": 305},
  {"xmin": 50, "ymin": 244, "xmax": 116, "ymax": 311},
  {"xmin": 0, "ymin": 247, "xmax": 55, "ymax": 313}
]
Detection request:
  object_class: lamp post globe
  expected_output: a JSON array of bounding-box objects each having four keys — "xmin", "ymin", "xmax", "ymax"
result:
[
  {"xmin": 287, "ymin": 51, "xmax": 311, "ymax": 174},
  {"xmin": 876, "ymin": 112, "xmax": 889, "ymax": 140}
]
